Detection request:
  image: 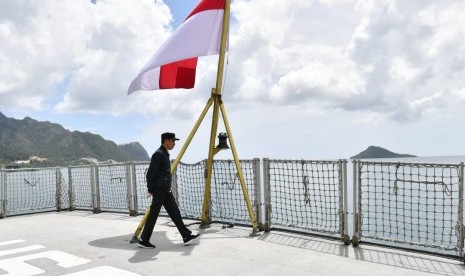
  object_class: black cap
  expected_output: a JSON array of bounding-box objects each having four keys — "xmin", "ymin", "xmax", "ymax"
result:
[{"xmin": 161, "ymin": 132, "xmax": 180, "ymax": 142}]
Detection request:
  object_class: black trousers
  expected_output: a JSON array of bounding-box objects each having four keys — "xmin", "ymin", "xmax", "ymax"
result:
[{"xmin": 140, "ymin": 190, "xmax": 192, "ymax": 242}]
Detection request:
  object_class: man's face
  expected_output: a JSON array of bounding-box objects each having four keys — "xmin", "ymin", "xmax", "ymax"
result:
[{"xmin": 165, "ymin": 138, "xmax": 176, "ymax": 150}]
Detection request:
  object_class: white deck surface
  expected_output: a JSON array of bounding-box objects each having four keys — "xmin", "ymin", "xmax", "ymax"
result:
[{"xmin": 0, "ymin": 211, "xmax": 463, "ymax": 276}]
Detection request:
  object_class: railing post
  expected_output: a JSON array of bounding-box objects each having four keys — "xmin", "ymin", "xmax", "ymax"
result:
[
  {"xmin": 68, "ymin": 167, "xmax": 75, "ymax": 211},
  {"xmin": 127, "ymin": 162, "xmax": 137, "ymax": 216},
  {"xmin": 200, "ymin": 159, "xmax": 212, "ymax": 227},
  {"xmin": 352, "ymin": 160, "xmax": 361, "ymax": 246},
  {"xmin": 343, "ymin": 160, "xmax": 350, "ymax": 243},
  {"xmin": 252, "ymin": 158, "xmax": 263, "ymax": 230},
  {"xmin": 206, "ymin": 159, "xmax": 211, "ymax": 224},
  {"xmin": 339, "ymin": 160, "xmax": 350, "ymax": 245},
  {"xmin": 92, "ymin": 165, "xmax": 101, "ymax": 213},
  {"xmin": 458, "ymin": 162, "xmax": 464, "ymax": 260},
  {"xmin": 133, "ymin": 163, "xmax": 140, "ymax": 215},
  {"xmin": 55, "ymin": 167, "xmax": 62, "ymax": 211},
  {"xmin": 262, "ymin": 158, "xmax": 271, "ymax": 231},
  {"xmin": 0, "ymin": 168, "xmax": 5, "ymax": 218},
  {"xmin": 338, "ymin": 160, "xmax": 343, "ymax": 241},
  {"xmin": 171, "ymin": 160, "xmax": 179, "ymax": 206}
]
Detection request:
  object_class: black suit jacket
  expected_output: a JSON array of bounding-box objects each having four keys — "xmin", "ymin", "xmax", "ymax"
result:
[{"xmin": 146, "ymin": 146, "xmax": 171, "ymax": 193}]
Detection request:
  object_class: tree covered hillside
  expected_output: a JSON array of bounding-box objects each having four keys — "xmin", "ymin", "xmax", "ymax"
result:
[
  {"xmin": 0, "ymin": 112, "xmax": 150, "ymax": 166},
  {"xmin": 351, "ymin": 146, "xmax": 416, "ymax": 159}
]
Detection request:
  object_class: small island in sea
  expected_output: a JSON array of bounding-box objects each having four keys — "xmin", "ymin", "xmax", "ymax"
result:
[{"xmin": 351, "ymin": 146, "xmax": 417, "ymax": 159}]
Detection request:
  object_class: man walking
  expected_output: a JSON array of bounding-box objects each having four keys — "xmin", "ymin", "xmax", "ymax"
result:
[{"xmin": 139, "ymin": 132, "xmax": 200, "ymax": 249}]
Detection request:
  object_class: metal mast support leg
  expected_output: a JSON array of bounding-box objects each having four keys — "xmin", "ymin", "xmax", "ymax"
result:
[
  {"xmin": 220, "ymin": 102, "xmax": 259, "ymax": 234},
  {"xmin": 201, "ymin": 92, "xmax": 221, "ymax": 227},
  {"xmin": 171, "ymin": 98, "xmax": 214, "ymax": 173}
]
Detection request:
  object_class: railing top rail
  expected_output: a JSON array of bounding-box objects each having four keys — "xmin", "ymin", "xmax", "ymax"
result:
[
  {"xmin": 176, "ymin": 160, "xmax": 205, "ymax": 166},
  {"xmin": 69, "ymin": 162, "xmax": 137, "ymax": 169},
  {"xmin": 210, "ymin": 159, "xmax": 256, "ymax": 163},
  {"xmin": 353, "ymin": 159, "xmax": 463, "ymax": 168},
  {"xmin": 68, "ymin": 165, "xmax": 94, "ymax": 169},
  {"xmin": 266, "ymin": 159, "xmax": 343, "ymax": 164},
  {"xmin": 94, "ymin": 162, "xmax": 129, "ymax": 167},
  {"xmin": 4, "ymin": 166, "xmax": 60, "ymax": 172},
  {"xmin": 131, "ymin": 161, "xmax": 150, "ymax": 165}
]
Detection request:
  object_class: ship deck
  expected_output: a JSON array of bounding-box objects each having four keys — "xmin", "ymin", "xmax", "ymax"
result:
[{"xmin": 1, "ymin": 211, "xmax": 463, "ymax": 276}]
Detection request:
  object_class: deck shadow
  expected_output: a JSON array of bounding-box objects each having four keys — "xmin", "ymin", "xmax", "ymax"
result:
[
  {"xmin": 88, "ymin": 231, "xmax": 199, "ymax": 263},
  {"xmin": 253, "ymin": 231, "xmax": 465, "ymax": 276}
]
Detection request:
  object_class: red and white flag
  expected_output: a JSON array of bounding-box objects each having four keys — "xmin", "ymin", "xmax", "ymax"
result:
[{"xmin": 128, "ymin": 0, "xmax": 226, "ymax": 94}]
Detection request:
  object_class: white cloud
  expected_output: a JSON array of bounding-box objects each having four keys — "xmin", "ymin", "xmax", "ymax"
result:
[
  {"xmin": 217, "ymin": 0, "xmax": 368, "ymax": 122},
  {"xmin": 0, "ymin": 0, "xmax": 173, "ymax": 114},
  {"xmin": 3, "ymin": 0, "xmax": 464, "ymax": 121},
  {"xmin": 347, "ymin": 0, "xmax": 465, "ymax": 121},
  {"xmin": 2, "ymin": 0, "xmax": 465, "ymax": 159}
]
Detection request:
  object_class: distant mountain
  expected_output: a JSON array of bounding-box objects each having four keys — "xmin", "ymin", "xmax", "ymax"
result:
[
  {"xmin": 351, "ymin": 146, "xmax": 417, "ymax": 159},
  {"xmin": 0, "ymin": 112, "xmax": 150, "ymax": 166},
  {"xmin": 119, "ymin": 142, "xmax": 151, "ymax": 161}
]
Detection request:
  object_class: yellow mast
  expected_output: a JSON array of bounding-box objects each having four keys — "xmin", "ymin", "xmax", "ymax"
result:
[
  {"xmin": 131, "ymin": 0, "xmax": 259, "ymax": 243},
  {"xmin": 201, "ymin": 0, "xmax": 230, "ymax": 226},
  {"xmin": 201, "ymin": 0, "xmax": 258, "ymax": 233}
]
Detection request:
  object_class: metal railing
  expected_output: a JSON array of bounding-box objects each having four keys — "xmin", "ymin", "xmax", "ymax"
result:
[
  {"xmin": 352, "ymin": 160, "xmax": 464, "ymax": 257},
  {"xmin": 262, "ymin": 159, "xmax": 350, "ymax": 243},
  {"xmin": 1, "ymin": 159, "xmax": 464, "ymax": 260}
]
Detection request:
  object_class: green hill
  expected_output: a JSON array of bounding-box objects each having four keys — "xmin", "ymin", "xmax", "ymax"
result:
[
  {"xmin": 351, "ymin": 146, "xmax": 416, "ymax": 159},
  {"xmin": 0, "ymin": 112, "xmax": 150, "ymax": 166}
]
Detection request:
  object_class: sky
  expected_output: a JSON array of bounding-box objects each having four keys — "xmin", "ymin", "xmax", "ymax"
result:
[{"xmin": 1, "ymin": 0, "xmax": 465, "ymax": 162}]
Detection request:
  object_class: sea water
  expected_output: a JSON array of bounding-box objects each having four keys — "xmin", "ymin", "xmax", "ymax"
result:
[
  {"xmin": 345, "ymin": 156, "xmax": 465, "ymax": 255},
  {"xmin": 3, "ymin": 156, "xmax": 465, "ymax": 255}
]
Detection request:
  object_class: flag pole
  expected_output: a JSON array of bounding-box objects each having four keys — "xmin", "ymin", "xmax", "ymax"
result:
[
  {"xmin": 214, "ymin": 0, "xmax": 230, "ymax": 93},
  {"xmin": 200, "ymin": 0, "xmax": 259, "ymax": 234},
  {"xmin": 200, "ymin": 0, "xmax": 231, "ymax": 226}
]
